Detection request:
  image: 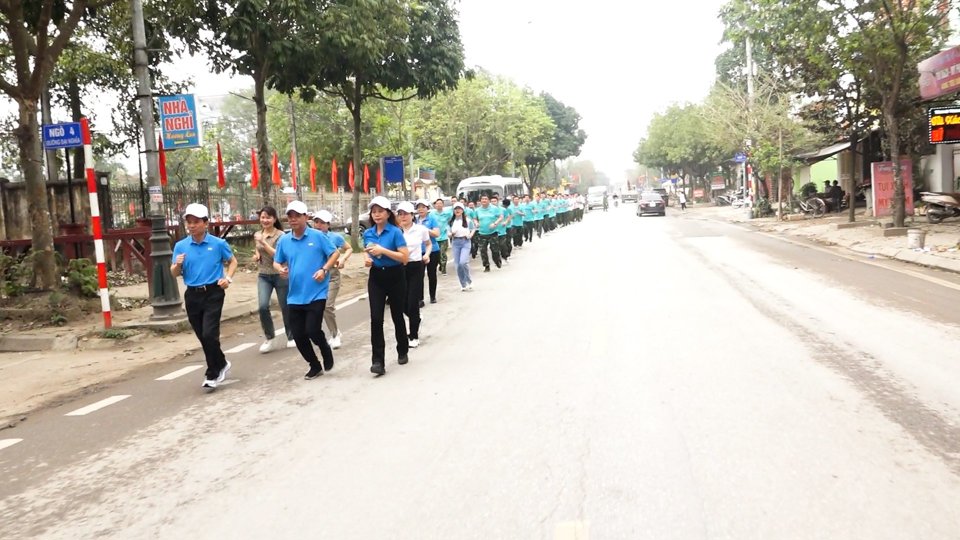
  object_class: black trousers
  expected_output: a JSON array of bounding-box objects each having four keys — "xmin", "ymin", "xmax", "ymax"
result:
[
  {"xmin": 535, "ymin": 220, "xmax": 543, "ymax": 237},
  {"xmin": 185, "ymin": 285, "xmax": 227, "ymax": 380},
  {"xmin": 523, "ymin": 222, "xmax": 533, "ymax": 242},
  {"xmin": 288, "ymin": 300, "xmax": 334, "ymax": 369},
  {"xmin": 405, "ymin": 260, "xmax": 424, "ymax": 339},
  {"xmin": 368, "ymin": 265, "xmax": 408, "ymax": 365},
  {"xmin": 499, "ymin": 234, "xmax": 511, "ymax": 259},
  {"xmin": 510, "ymin": 225, "xmax": 524, "ymax": 247},
  {"xmin": 425, "ymin": 252, "xmax": 440, "ymax": 302}
]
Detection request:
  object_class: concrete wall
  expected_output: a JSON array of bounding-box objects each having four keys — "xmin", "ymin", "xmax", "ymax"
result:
[{"xmin": 0, "ymin": 177, "xmax": 92, "ymax": 240}]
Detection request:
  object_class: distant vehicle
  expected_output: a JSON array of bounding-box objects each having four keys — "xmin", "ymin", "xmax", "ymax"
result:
[
  {"xmin": 622, "ymin": 189, "xmax": 639, "ymax": 202},
  {"xmin": 586, "ymin": 185, "xmax": 608, "ymax": 210},
  {"xmin": 653, "ymin": 188, "xmax": 670, "ymax": 206},
  {"xmin": 456, "ymin": 175, "xmax": 526, "ymax": 203},
  {"xmin": 637, "ymin": 192, "xmax": 666, "ymax": 217}
]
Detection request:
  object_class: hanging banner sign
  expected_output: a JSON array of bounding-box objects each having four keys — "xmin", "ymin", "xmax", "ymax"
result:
[
  {"xmin": 871, "ymin": 159, "xmax": 914, "ymax": 218},
  {"xmin": 158, "ymin": 94, "xmax": 201, "ymax": 149}
]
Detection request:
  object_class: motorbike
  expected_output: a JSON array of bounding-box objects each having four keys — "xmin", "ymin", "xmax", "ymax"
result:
[{"xmin": 920, "ymin": 192, "xmax": 960, "ymax": 223}]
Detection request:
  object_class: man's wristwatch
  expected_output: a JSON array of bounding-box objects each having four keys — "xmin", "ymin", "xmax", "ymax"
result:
[{"xmin": 225, "ymin": 277, "xmax": 233, "ymax": 284}]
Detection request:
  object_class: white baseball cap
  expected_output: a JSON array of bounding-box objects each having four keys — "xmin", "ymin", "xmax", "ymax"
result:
[
  {"xmin": 285, "ymin": 200, "xmax": 309, "ymax": 215},
  {"xmin": 183, "ymin": 203, "xmax": 209, "ymax": 219},
  {"xmin": 396, "ymin": 201, "xmax": 415, "ymax": 214},
  {"xmin": 453, "ymin": 202, "xmax": 465, "ymax": 210},
  {"xmin": 315, "ymin": 209, "xmax": 334, "ymax": 223},
  {"xmin": 368, "ymin": 196, "xmax": 391, "ymax": 210},
  {"xmin": 415, "ymin": 199, "xmax": 430, "ymax": 208}
]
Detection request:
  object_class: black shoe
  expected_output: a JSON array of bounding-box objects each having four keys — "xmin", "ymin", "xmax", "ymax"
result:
[
  {"xmin": 483, "ymin": 266, "xmax": 490, "ymax": 272},
  {"xmin": 304, "ymin": 365, "xmax": 323, "ymax": 380},
  {"xmin": 323, "ymin": 355, "xmax": 334, "ymax": 372},
  {"xmin": 495, "ymin": 263, "xmax": 502, "ymax": 269},
  {"xmin": 419, "ymin": 300, "xmax": 425, "ymax": 308},
  {"xmin": 398, "ymin": 354, "xmax": 409, "ymax": 365},
  {"xmin": 370, "ymin": 363, "xmax": 385, "ymax": 376},
  {"xmin": 430, "ymin": 298, "xmax": 437, "ymax": 304}
]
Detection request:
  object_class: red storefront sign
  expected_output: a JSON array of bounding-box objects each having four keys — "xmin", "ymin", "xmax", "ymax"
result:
[
  {"xmin": 918, "ymin": 44, "xmax": 960, "ymax": 101},
  {"xmin": 871, "ymin": 159, "xmax": 914, "ymax": 217}
]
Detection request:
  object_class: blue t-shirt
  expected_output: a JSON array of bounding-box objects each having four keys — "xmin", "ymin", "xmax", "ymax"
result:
[
  {"xmin": 430, "ymin": 208, "xmax": 452, "ymax": 241},
  {"xmin": 418, "ymin": 214, "xmax": 441, "ymax": 253},
  {"xmin": 274, "ymin": 228, "xmax": 337, "ymax": 305},
  {"xmin": 362, "ymin": 222, "xmax": 406, "ymax": 268},
  {"xmin": 496, "ymin": 206, "xmax": 509, "ymax": 235},
  {"xmin": 323, "ymin": 230, "xmax": 346, "ymax": 250},
  {"xmin": 475, "ymin": 205, "xmax": 500, "ymax": 235},
  {"xmin": 173, "ymin": 233, "xmax": 233, "ymax": 287},
  {"xmin": 511, "ymin": 205, "xmax": 524, "ymax": 226}
]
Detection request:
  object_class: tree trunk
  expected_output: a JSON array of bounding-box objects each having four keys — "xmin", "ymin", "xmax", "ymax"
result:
[
  {"xmin": 15, "ymin": 97, "xmax": 58, "ymax": 290},
  {"xmin": 350, "ymin": 84, "xmax": 363, "ymax": 248},
  {"xmin": 69, "ymin": 76, "xmax": 84, "ymax": 174},
  {"xmin": 253, "ymin": 72, "xmax": 272, "ymax": 200},
  {"xmin": 884, "ymin": 103, "xmax": 905, "ymax": 228}
]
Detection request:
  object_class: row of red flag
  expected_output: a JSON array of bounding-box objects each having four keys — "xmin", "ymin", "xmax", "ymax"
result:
[{"xmin": 158, "ymin": 137, "xmax": 382, "ymax": 193}]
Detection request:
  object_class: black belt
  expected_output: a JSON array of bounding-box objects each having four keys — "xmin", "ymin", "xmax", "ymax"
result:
[{"xmin": 186, "ymin": 282, "xmax": 220, "ymax": 292}]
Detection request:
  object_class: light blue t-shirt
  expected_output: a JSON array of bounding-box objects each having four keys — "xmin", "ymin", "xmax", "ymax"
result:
[
  {"xmin": 475, "ymin": 205, "xmax": 500, "ymax": 235},
  {"xmin": 173, "ymin": 233, "xmax": 233, "ymax": 287},
  {"xmin": 430, "ymin": 208, "xmax": 452, "ymax": 241},
  {"xmin": 496, "ymin": 206, "xmax": 510, "ymax": 235},
  {"xmin": 511, "ymin": 204, "xmax": 524, "ymax": 226},
  {"xmin": 274, "ymin": 228, "xmax": 337, "ymax": 305}
]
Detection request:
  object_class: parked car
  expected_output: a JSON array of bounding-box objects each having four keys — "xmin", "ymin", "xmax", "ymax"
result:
[
  {"xmin": 622, "ymin": 189, "xmax": 639, "ymax": 202},
  {"xmin": 637, "ymin": 192, "xmax": 666, "ymax": 216},
  {"xmin": 653, "ymin": 188, "xmax": 670, "ymax": 206}
]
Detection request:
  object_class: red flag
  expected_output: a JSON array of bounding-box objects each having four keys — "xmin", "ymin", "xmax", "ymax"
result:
[
  {"xmin": 158, "ymin": 136, "xmax": 167, "ymax": 186},
  {"xmin": 271, "ymin": 151, "xmax": 281, "ymax": 186},
  {"xmin": 363, "ymin": 164, "xmax": 370, "ymax": 193},
  {"xmin": 290, "ymin": 150, "xmax": 298, "ymax": 190},
  {"xmin": 216, "ymin": 142, "xmax": 225, "ymax": 189},
  {"xmin": 348, "ymin": 161, "xmax": 355, "ymax": 190},
  {"xmin": 376, "ymin": 168, "xmax": 382, "ymax": 193},
  {"xmin": 309, "ymin": 156, "xmax": 317, "ymax": 192},
  {"xmin": 331, "ymin": 159, "xmax": 339, "ymax": 191},
  {"xmin": 251, "ymin": 148, "xmax": 260, "ymax": 189}
]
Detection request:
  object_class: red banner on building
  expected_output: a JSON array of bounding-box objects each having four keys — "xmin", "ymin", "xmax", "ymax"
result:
[
  {"xmin": 919, "ymin": 44, "xmax": 960, "ymax": 101},
  {"xmin": 871, "ymin": 159, "xmax": 914, "ymax": 217}
]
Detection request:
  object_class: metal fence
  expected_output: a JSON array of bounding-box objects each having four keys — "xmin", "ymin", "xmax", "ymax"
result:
[{"xmin": 108, "ymin": 183, "xmax": 376, "ymax": 229}]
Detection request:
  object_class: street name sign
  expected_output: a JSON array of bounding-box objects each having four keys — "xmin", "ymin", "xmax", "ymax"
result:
[{"xmin": 42, "ymin": 122, "xmax": 83, "ymax": 150}]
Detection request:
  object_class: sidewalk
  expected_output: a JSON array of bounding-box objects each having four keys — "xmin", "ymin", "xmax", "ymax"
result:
[
  {"xmin": 686, "ymin": 204, "xmax": 960, "ymax": 273},
  {"xmin": 0, "ymin": 253, "xmax": 369, "ymax": 429}
]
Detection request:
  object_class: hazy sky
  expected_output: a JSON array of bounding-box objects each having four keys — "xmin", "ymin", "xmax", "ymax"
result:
[{"xmin": 456, "ymin": 0, "xmax": 729, "ymax": 180}]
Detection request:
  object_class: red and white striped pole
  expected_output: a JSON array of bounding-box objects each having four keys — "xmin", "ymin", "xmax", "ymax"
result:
[{"xmin": 80, "ymin": 118, "xmax": 112, "ymax": 329}]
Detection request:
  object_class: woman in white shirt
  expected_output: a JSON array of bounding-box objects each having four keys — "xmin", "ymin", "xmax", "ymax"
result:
[
  {"xmin": 397, "ymin": 202, "xmax": 430, "ymax": 348},
  {"xmin": 448, "ymin": 202, "xmax": 475, "ymax": 291}
]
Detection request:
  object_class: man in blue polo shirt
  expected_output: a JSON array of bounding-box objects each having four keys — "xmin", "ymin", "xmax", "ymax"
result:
[
  {"xmin": 171, "ymin": 203, "xmax": 238, "ymax": 390},
  {"xmin": 273, "ymin": 200, "xmax": 340, "ymax": 380}
]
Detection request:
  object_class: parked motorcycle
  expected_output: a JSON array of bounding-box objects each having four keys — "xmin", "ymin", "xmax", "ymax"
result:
[{"xmin": 920, "ymin": 192, "xmax": 960, "ymax": 223}]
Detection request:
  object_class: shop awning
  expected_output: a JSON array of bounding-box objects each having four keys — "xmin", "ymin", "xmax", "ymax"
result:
[{"xmin": 794, "ymin": 141, "xmax": 851, "ymax": 164}]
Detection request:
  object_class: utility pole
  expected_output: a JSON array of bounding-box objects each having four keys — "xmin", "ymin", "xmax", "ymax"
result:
[
  {"xmin": 288, "ymin": 96, "xmax": 302, "ymax": 199},
  {"xmin": 131, "ymin": 0, "xmax": 182, "ymax": 319},
  {"xmin": 745, "ymin": 36, "xmax": 756, "ymax": 217},
  {"xmin": 848, "ymin": 130, "xmax": 858, "ymax": 223}
]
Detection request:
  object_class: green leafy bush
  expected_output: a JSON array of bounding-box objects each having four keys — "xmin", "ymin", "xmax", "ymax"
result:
[{"xmin": 65, "ymin": 259, "xmax": 99, "ymax": 298}]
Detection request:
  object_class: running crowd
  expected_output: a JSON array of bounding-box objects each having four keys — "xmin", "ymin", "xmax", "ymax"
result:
[{"xmin": 170, "ymin": 191, "xmax": 588, "ymax": 389}]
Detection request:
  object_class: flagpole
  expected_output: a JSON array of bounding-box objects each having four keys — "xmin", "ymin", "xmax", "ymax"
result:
[{"xmin": 288, "ymin": 96, "xmax": 302, "ymax": 199}]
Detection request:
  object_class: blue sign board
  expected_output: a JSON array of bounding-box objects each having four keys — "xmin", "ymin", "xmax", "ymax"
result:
[
  {"xmin": 733, "ymin": 151, "xmax": 748, "ymax": 163},
  {"xmin": 383, "ymin": 155, "xmax": 405, "ymax": 183},
  {"xmin": 42, "ymin": 122, "xmax": 83, "ymax": 150},
  {"xmin": 158, "ymin": 94, "xmax": 201, "ymax": 149}
]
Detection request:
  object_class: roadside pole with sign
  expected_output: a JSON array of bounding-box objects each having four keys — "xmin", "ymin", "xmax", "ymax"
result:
[{"xmin": 41, "ymin": 121, "xmax": 84, "ymax": 223}]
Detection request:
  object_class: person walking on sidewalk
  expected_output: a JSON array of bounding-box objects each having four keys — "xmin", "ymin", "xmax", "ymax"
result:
[
  {"xmin": 398, "ymin": 202, "xmax": 430, "ymax": 349},
  {"xmin": 474, "ymin": 194, "xmax": 502, "ymax": 272},
  {"xmin": 449, "ymin": 202, "xmax": 474, "ymax": 291},
  {"xmin": 312, "ymin": 210, "xmax": 353, "ymax": 350},
  {"xmin": 431, "ymin": 198, "xmax": 452, "ymax": 276},
  {"xmin": 678, "ymin": 190, "xmax": 687, "ymax": 211},
  {"xmin": 273, "ymin": 201, "xmax": 340, "ymax": 380},
  {"xmin": 416, "ymin": 199, "xmax": 441, "ymax": 305},
  {"xmin": 253, "ymin": 206, "xmax": 295, "ymax": 353},
  {"xmin": 363, "ymin": 196, "xmax": 410, "ymax": 376},
  {"xmin": 171, "ymin": 203, "xmax": 239, "ymax": 390}
]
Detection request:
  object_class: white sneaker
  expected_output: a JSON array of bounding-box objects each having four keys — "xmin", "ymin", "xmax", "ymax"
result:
[
  {"xmin": 286, "ymin": 337, "xmax": 297, "ymax": 349},
  {"xmin": 328, "ymin": 332, "xmax": 342, "ymax": 349},
  {"xmin": 408, "ymin": 338, "xmax": 420, "ymax": 348},
  {"xmin": 258, "ymin": 340, "xmax": 275, "ymax": 353},
  {"xmin": 202, "ymin": 379, "xmax": 217, "ymax": 389},
  {"xmin": 217, "ymin": 360, "xmax": 231, "ymax": 383},
  {"xmin": 461, "ymin": 286, "xmax": 466, "ymax": 292},
  {"xmin": 466, "ymin": 283, "xmax": 473, "ymax": 291}
]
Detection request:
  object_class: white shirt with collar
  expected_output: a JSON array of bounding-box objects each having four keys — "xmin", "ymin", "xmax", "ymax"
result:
[{"xmin": 402, "ymin": 223, "xmax": 430, "ymax": 262}]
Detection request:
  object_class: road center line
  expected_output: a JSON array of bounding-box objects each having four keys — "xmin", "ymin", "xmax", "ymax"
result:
[
  {"xmin": 0, "ymin": 438, "xmax": 23, "ymax": 451},
  {"xmin": 155, "ymin": 365, "xmax": 204, "ymax": 381},
  {"xmin": 224, "ymin": 343, "xmax": 256, "ymax": 354},
  {"xmin": 65, "ymin": 395, "xmax": 131, "ymax": 416}
]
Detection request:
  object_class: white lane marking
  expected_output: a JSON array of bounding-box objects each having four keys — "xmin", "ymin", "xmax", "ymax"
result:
[
  {"xmin": 275, "ymin": 327, "xmax": 284, "ymax": 335},
  {"xmin": 225, "ymin": 342, "xmax": 256, "ymax": 354},
  {"xmin": 335, "ymin": 294, "xmax": 367, "ymax": 310},
  {"xmin": 155, "ymin": 365, "xmax": 204, "ymax": 381},
  {"xmin": 0, "ymin": 439, "xmax": 23, "ymax": 451},
  {"xmin": 65, "ymin": 395, "xmax": 131, "ymax": 416},
  {"xmin": 219, "ymin": 379, "xmax": 239, "ymax": 387},
  {"xmin": 555, "ymin": 521, "xmax": 589, "ymax": 539}
]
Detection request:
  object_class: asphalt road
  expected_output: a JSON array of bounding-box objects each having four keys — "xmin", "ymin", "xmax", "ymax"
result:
[{"xmin": 1, "ymin": 205, "xmax": 959, "ymax": 539}]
